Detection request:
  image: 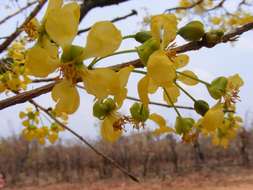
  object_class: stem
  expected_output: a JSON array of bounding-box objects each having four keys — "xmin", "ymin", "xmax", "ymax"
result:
[
  {"xmin": 123, "ymin": 34, "xmax": 136, "ymax": 39},
  {"xmin": 88, "ymin": 49, "xmax": 137, "ymax": 69},
  {"xmin": 163, "ymin": 88, "xmax": 182, "ymax": 117},
  {"xmin": 174, "ymin": 82, "xmax": 196, "ymax": 102},
  {"xmin": 28, "ymin": 99, "xmax": 140, "ymax": 183},
  {"xmin": 132, "ymin": 70, "xmax": 147, "ymax": 75},
  {"xmin": 126, "ymin": 96, "xmax": 194, "ymax": 110},
  {"xmin": 176, "ymin": 71, "xmax": 210, "ymax": 86}
]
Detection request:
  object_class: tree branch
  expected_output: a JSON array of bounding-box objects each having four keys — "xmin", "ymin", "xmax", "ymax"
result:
[
  {"xmin": 0, "ymin": 0, "xmax": 47, "ymax": 54},
  {"xmin": 0, "ymin": 22, "xmax": 252, "ymax": 110},
  {"xmin": 0, "ymin": 82, "xmax": 56, "ymax": 110},
  {"xmin": 78, "ymin": 9, "xmax": 137, "ymax": 34},
  {"xmin": 0, "ymin": 0, "xmax": 37, "ymax": 25},
  {"xmin": 164, "ymin": 0, "xmax": 204, "ymax": 12},
  {"xmin": 79, "ymin": 0, "xmax": 131, "ymax": 22},
  {"xmin": 29, "ymin": 99, "xmax": 140, "ymax": 183}
]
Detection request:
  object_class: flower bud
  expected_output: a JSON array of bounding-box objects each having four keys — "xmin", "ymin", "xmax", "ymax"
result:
[
  {"xmin": 134, "ymin": 31, "xmax": 152, "ymax": 43},
  {"xmin": 207, "ymin": 76, "xmax": 228, "ymax": 99},
  {"xmin": 93, "ymin": 98, "xmax": 116, "ymax": 120},
  {"xmin": 61, "ymin": 45, "xmax": 84, "ymax": 63},
  {"xmin": 130, "ymin": 103, "xmax": 149, "ymax": 122},
  {"xmin": 194, "ymin": 100, "xmax": 209, "ymax": 116},
  {"xmin": 137, "ymin": 38, "xmax": 160, "ymax": 65},
  {"xmin": 205, "ymin": 29, "xmax": 224, "ymax": 44},
  {"xmin": 175, "ymin": 117, "xmax": 194, "ymax": 135},
  {"xmin": 178, "ymin": 21, "xmax": 205, "ymax": 41}
]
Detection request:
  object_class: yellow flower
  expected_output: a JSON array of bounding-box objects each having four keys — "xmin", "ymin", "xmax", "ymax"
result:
[
  {"xmin": 149, "ymin": 113, "xmax": 174, "ymax": 136},
  {"xmin": 147, "ymin": 50, "xmax": 176, "ymax": 87},
  {"xmin": 163, "ymin": 84, "xmax": 180, "ymax": 105},
  {"xmin": 45, "ymin": 1, "xmax": 80, "ymax": 47},
  {"xmin": 151, "ymin": 14, "xmax": 177, "ymax": 49},
  {"xmin": 26, "ymin": 45, "xmax": 60, "ymax": 77},
  {"xmin": 101, "ymin": 114, "xmax": 122, "ymax": 142},
  {"xmin": 177, "ymin": 70, "xmax": 199, "ymax": 86},
  {"xmin": 210, "ymin": 17, "xmax": 222, "ymax": 25},
  {"xmin": 201, "ymin": 104, "xmax": 224, "ymax": 133},
  {"xmin": 82, "ymin": 21, "xmax": 122, "ymax": 59},
  {"xmin": 82, "ymin": 66, "xmax": 133, "ymax": 107},
  {"xmin": 51, "ymin": 79, "xmax": 80, "ymax": 115}
]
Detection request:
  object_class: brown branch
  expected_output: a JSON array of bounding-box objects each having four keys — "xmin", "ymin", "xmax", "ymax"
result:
[
  {"xmin": 0, "ymin": 82, "xmax": 56, "ymax": 110},
  {"xmin": 0, "ymin": 0, "xmax": 47, "ymax": 54},
  {"xmin": 0, "ymin": 0, "xmax": 37, "ymax": 25},
  {"xmin": 31, "ymin": 77, "xmax": 58, "ymax": 83},
  {"xmin": 79, "ymin": 0, "xmax": 131, "ymax": 22},
  {"xmin": 78, "ymin": 9, "xmax": 137, "ymax": 34},
  {"xmin": 29, "ymin": 99, "xmax": 140, "ymax": 183},
  {"xmin": 0, "ymin": 22, "xmax": 252, "ymax": 110},
  {"xmin": 108, "ymin": 21, "xmax": 253, "ymax": 69},
  {"xmin": 164, "ymin": 0, "xmax": 204, "ymax": 12}
]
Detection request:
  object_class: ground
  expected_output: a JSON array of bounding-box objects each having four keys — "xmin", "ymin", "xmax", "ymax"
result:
[{"xmin": 6, "ymin": 167, "xmax": 253, "ymax": 190}]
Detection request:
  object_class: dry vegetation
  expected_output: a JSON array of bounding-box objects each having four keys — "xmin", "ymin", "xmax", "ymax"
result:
[{"xmin": 1, "ymin": 128, "xmax": 253, "ymax": 189}]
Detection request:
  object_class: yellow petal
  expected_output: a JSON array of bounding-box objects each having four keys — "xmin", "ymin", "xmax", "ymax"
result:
[
  {"xmin": 202, "ymin": 105, "xmax": 224, "ymax": 132},
  {"xmin": 82, "ymin": 68, "xmax": 118, "ymax": 99},
  {"xmin": 52, "ymin": 80, "xmax": 80, "ymax": 114},
  {"xmin": 173, "ymin": 54, "xmax": 189, "ymax": 68},
  {"xmin": 151, "ymin": 14, "xmax": 177, "ymax": 49},
  {"xmin": 83, "ymin": 21, "xmax": 122, "ymax": 58},
  {"xmin": 45, "ymin": 2, "xmax": 80, "ymax": 47},
  {"xmin": 138, "ymin": 75, "xmax": 150, "ymax": 106},
  {"xmin": 149, "ymin": 113, "xmax": 166, "ymax": 127},
  {"xmin": 177, "ymin": 70, "xmax": 199, "ymax": 86},
  {"xmin": 101, "ymin": 115, "xmax": 122, "ymax": 142},
  {"xmin": 39, "ymin": 35, "xmax": 59, "ymax": 58},
  {"xmin": 227, "ymin": 74, "xmax": 244, "ymax": 90},
  {"xmin": 148, "ymin": 77, "xmax": 159, "ymax": 94},
  {"xmin": 153, "ymin": 125, "xmax": 174, "ymax": 136},
  {"xmin": 44, "ymin": 0, "xmax": 63, "ymax": 20},
  {"xmin": 163, "ymin": 84, "xmax": 180, "ymax": 105},
  {"xmin": 114, "ymin": 87, "xmax": 127, "ymax": 108},
  {"xmin": 26, "ymin": 45, "xmax": 60, "ymax": 77},
  {"xmin": 147, "ymin": 50, "xmax": 176, "ymax": 87},
  {"xmin": 117, "ymin": 66, "xmax": 133, "ymax": 88}
]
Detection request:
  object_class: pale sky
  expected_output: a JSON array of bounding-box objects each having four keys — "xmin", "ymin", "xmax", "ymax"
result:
[{"xmin": 0, "ymin": 0, "xmax": 253, "ymax": 140}]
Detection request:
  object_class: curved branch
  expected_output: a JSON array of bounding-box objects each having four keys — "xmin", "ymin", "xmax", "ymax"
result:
[
  {"xmin": 78, "ymin": 9, "xmax": 137, "ymax": 34},
  {"xmin": 0, "ymin": 82, "xmax": 56, "ymax": 110},
  {"xmin": 79, "ymin": 0, "xmax": 131, "ymax": 22},
  {"xmin": 29, "ymin": 99, "xmax": 139, "ymax": 183},
  {"xmin": 0, "ymin": 0, "xmax": 37, "ymax": 25},
  {"xmin": 0, "ymin": 0, "xmax": 47, "ymax": 54},
  {"xmin": 0, "ymin": 22, "xmax": 252, "ymax": 110},
  {"xmin": 164, "ymin": 0, "xmax": 204, "ymax": 12}
]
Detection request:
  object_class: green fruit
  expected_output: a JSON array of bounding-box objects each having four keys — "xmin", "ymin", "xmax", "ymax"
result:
[
  {"xmin": 175, "ymin": 117, "xmax": 194, "ymax": 135},
  {"xmin": 93, "ymin": 98, "xmax": 116, "ymax": 120},
  {"xmin": 205, "ymin": 29, "xmax": 224, "ymax": 44},
  {"xmin": 194, "ymin": 100, "xmax": 209, "ymax": 116},
  {"xmin": 178, "ymin": 21, "xmax": 205, "ymax": 41},
  {"xmin": 61, "ymin": 45, "xmax": 84, "ymax": 63},
  {"xmin": 207, "ymin": 77, "xmax": 228, "ymax": 100},
  {"xmin": 130, "ymin": 103, "xmax": 149, "ymax": 122},
  {"xmin": 104, "ymin": 98, "xmax": 116, "ymax": 111},
  {"xmin": 137, "ymin": 38, "xmax": 160, "ymax": 65},
  {"xmin": 134, "ymin": 31, "xmax": 152, "ymax": 43}
]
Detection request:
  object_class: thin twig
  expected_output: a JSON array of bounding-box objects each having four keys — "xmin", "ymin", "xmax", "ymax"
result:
[
  {"xmin": 164, "ymin": 0, "xmax": 204, "ymax": 12},
  {"xmin": 0, "ymin": 0, "xmax": 37, "ymax": 25},
  {"xmin": 0, "ymin": 0, "xmax": 47, "ymax": 54},
  {"xmin": 126, "ymin": 96, "xmax": 194, "ymax": 110},
  {"xmin": 0, "ymin": 22, "xmax": 253, "ymax": 110},
  {"xmin": 78, "ymin": 9, "xmax": 137, "ymax": 34},
  {"xmin": 29, "ymin": 99, "xmax": 140, "ymax": 183}
]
